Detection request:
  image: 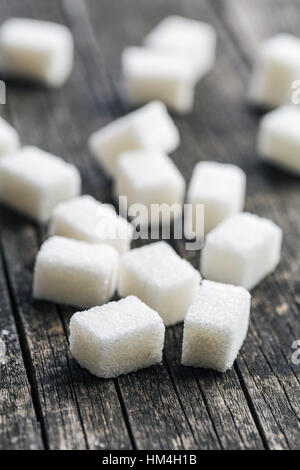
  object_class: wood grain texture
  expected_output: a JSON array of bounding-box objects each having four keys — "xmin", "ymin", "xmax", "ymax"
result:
[
  {"xmin": 0, "ymin": 0, "xmax": 299, "ymax": 450},
  {"xmin": 0, "ymin": 240, "xmax": 43, "ymax": 450}
]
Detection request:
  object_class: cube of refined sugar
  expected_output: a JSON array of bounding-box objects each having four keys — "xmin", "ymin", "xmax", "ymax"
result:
[
  {"xmin": 0, "ymin": 18, "xmax": 74, "ymax": 87},
  {"xmin": 0, "ymin": 117, "xmax": 20, "ymax": 157},
  {"xmin": 248, "ymin": 34, "xmax": 300, "ymax": 108},
  {"xmin": 257, "ymin": 105, "xmax": 300, "ymax": 174},
  {"xmin": 33, "ymin": 236, "xmax": 119, "ymax": 309},
  {"xmin": 69, "ymin": 296, "xmax": 165, "ymax": 378},
  {"xmin": 50, "ymin": 195, "xmax": 133, "ymax": 254},
  {"xmin": 185, "ymin": 161, "xmax": 246, "ymax": 236},
  {"xmin": 201, "ymin": 212, "xmax": 282, "ymax": 290},
  {"xmin": 114, "ymin": 150, "xmax": 185, "ymax": 227},
  {"xmin": 122, "ymin": 47, "xmax": 196, "ymax": 114},
  {"xmin": 181, "ymin": 280, "xmax": 251, "ymax": 372},
  {"xmin": 119, "ymin": 241, "xmax": 201, "ymax": 326},
  {"xmin": 0, "ymin": 146, "xmax": 81, "ymax": 222},
  {"xmin": 144, "ymin": 16, "xmax": 216, "ymax": 81},
  {"xmin": 88, "ymin": 101, "xmax": 180, "ymax": 175}
]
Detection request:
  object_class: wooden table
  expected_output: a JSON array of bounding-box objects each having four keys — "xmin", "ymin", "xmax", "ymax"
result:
[{"xmin": 0, "ymin": 0, "xmax": 300, "ymax": 451}]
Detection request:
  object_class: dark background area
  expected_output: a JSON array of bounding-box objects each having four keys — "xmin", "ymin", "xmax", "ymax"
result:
[{"xmin": 0, "ymin": 0, "xmax": 299, "ymax": 450}]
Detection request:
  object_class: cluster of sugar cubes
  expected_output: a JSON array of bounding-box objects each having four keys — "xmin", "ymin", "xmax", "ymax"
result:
[
  {"xmin": 68, "ymin": 238, "xmax": 254, "ymax": 377},
  {"xmin": 248, "ymin": 34, "xmax": 300, "ymax": 109},
  {"xmin": 122, "ymin": 16, "xmax": 216, "ymax": 113},
  {"xmin": 0, "ymin": 15, "xmax": 286, "ymax": 380},
  {"xmin": 257, "ymin": 105, "xmax": 300, "ymax": 174}
]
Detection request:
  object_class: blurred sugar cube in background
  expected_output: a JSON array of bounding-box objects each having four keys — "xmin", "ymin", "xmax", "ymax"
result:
[
  {"xmin": 88, "ymin": 101, "xmax": 180, "ymax": 175},
  {"xmin": 144, "ymin": 15, "xmax": 216, "ymax": 81},
  {"xmin": 50, "ymin": 195, "xmax": 133, "ymax": 254},
  {"xmin": 122, "ymin": 47, "xmax": 196, "ymax": 113},
  {"xmin": 0, "ymin": 18, "xmax": 74, "ymax": 87},
  {"xmin": 0, "ymin": 146, "xmax": 81, "ymax": 222},
  {"xmin": 257, "ymin": 105, "xmax": 300, "ymax": 174},
  {"xmin": 122, "ymin": 15, "xmax": 216, "ymax": 113},
  {"xmin": 248, "ymin": 33, "xmax": 300, "ymax": 108}
]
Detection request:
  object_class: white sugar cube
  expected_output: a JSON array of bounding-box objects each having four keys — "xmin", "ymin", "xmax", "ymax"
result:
[
  {"xmin": 119, "ymin": 241, "xmax": 201, "ymax": 326},
  {"xmin": 33, "ymin": 236, "xmax": 119, "ymax": 309},
  {"xmin": 257, "ymin": 105, "xmax": 300, "ymax": 174},
  {"xmin": 201, "ymin": 212, "xmax": 282, "ymax": 290},
  {"xmin": 248, "ymin": 34, "xmax": 300, "ymax": 108},
  {"xmin": 144, "ymin": 16, "xmax": 216, "ymax": 81},
  {"xmin": 49, "ymin": 195, "xmax": 133, "ymax": 254},
  {"xmin": 0, "ymin": 18, "xmax": 74, "ymax": 87},
  {"xmin": 185, "ymin": 161, "xmax": 246, "ymax": 236},
  {"xmin": 88, "ymin": 101, "xmax": 180, "ymax": 175},
  {"xmin": 0, "ymin": 117, "xmax": 20, "ymax": 157},
  {"xmin": 181, "ymin": 280, "xmax": 251, "ymax": 372},
  {"xmin": 122, "ymin": 47, "xmax": 196, "ymax": 114},
  {"xmin": 114, "ymin": 150, "xmax": 185, "ymax": 227},
  {"xmin": 69, "ymin": 296, "xmax": 165, "ymax": 378},
  {"xmin": 0, "ymin": 146, "xmax": 81, "ymax": 222}
]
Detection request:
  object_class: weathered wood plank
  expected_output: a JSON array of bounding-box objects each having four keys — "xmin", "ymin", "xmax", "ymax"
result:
[
  {"xmin": 165, "ymin": 326, "xmax": 264, "ymax": 450},
  {"xmin": 0, "ymin": 237, "xmax": 43, "ymax": 450},
  {"xmin": 1, "ymin": 223, "xmax": 88, "ymax": 449}
]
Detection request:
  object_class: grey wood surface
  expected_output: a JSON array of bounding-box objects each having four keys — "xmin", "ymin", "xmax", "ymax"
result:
[{"xmin": 0, "ymin": 0, "xmax": 299, "ymax": 450}]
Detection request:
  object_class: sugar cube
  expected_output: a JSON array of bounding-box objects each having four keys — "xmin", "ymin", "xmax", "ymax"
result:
[
  {"xmin": 201, "ymin": 212, "xmax": 282, "ymax": 290},
  {"xmin": 181, "ymin": 280, "xmax": 251, "ymax": 372},
  {"xmin": 88, "ymin": 101, "xmax": 180, "ymax": 175},
  {"xmin": 248, "ymin": 34, "xmax": 300, "ymax": 108},
  {"xmin": 114, "ymin": 150, "xmax": 185, "ymax": 227},
  {"xmin": 0, "ymin": 146, "xmax": 81, "ymax": 222},
  {"xmin": 0, "ymin": 18, "xmax": 74, "ymax": 87},
  {"xmin": 122, "ymin": 47, "xmax": 196, "ymax": 113},
  {"xmin": 144, "ymin": 16, "xmax": 216, "ymax": 81},
  {"xmin": 69, "ymin": 296, "xmax": 165, "ymax": 378},
  {"xmin": 185, "ymin": 161, "xmax": 246, "ymax": 236},
  {"xmin": 119, "ymin": 241, "xmax": 201, "ymax": 326},
  {"xmin": 33, "ymin": 236, "xmax": 119, "ymax": 309},
  {"xmin": 257, "ymin": 105, "xmax": 300, "ymax": 174},
  {"xmin": 0, "ymin": 117, "xmax": 20, "ymax": 157},
  {"xmin": 49, "ymin": 195, "xmax": 133, "ymax": 254}
]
